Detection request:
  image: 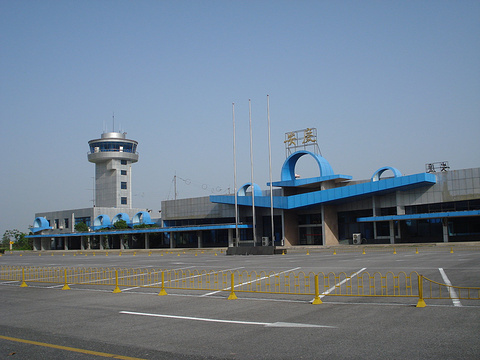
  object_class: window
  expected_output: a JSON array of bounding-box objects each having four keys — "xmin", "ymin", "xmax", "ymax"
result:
[
  {"xmin": 121, "ymin": 182, "xmax": 127, "ymax": 189},
  {"xmin": 64, "ymin": 218, "xmax": 69, "ymax": 229},
  {"xmin": 121, "ymin": 160, "xmax": 127, "ymax": 165},
  {"xmin": 121, "ymin": 170, "xmax": 127, "ymax": 176},
  {"xmin": 121, "ymin": 197, "xmax": 127, "ymax": 205}
]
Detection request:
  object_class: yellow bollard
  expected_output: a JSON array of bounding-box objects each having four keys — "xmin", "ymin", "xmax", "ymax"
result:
[
  {"xmin": 119, "ymin": 252, "xmax": 122, "ymax": 256},
  {"xmin": 415, "ymin": 248, "xmax": 419, "ymax": 254},
  {"xmin": 20, "ymin": 268, "xmax": 28, "ymax": 288},
  {"xmin": 393, "ymin": 248, "xmax": 397, "ymax": 255},
  {"xmin": 62, "ymin": 253, "xmax": 65, "ymax": 256},
  {"xmin": 450, "ymin": 247, "xmax": 454, "ymax": 254},
  {"xmin": 416, "ymin": 274, "xmax": 426, "ymax": 307},
  {"xmin": 282, "ymin": 250, "xmax": 285, "ymax": 255},
  {"xmin": 133, "ymin": 252, "xmax": 136, "ymax": 256},
  {"xmin": 158, "ymin": 271, "xmax": 167, "ymax": 296},
  {"xmin": 362, "ymin": 248, "xmax": 366, "ymax": 255},
  {"xmin": 312, "ymin": 274, "xmax": 323, "ymax": 305},
  {"xmin": 62, "ymin": 268, "xmax": 70, "ymax": 290},
  {"xmin": 112, "ymin": 270, "xmax": 122, "ymax": 293},
  {"xmin": 227, "ymin": 272, "xmax": 238, "ymax": 300},
  {"xmin": 195, "ymin": 253, "xmax": 198, "ymax": 256},
  {"xmin": 51, "ymin": 253, "xmax": 54, "ymax": 256},
  {"xmin": 306, "ymin": 250, "xmax": 310, "ymax": 255},
  {"xmin": 333, "ymin": 249, "xmax": 337, "ymax": 255},
  {"xmin": 214, "ymin": 252, "xmax": 217, "ymax": 256},
  {"xmin": 106, "ymin": 252, "xmax": 108, "ymax": 257}
]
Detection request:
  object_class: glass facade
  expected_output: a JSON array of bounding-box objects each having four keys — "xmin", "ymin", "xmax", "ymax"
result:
[{"xmin": 89, "ymin": 141, "xmax": 137, "ymax": 153}]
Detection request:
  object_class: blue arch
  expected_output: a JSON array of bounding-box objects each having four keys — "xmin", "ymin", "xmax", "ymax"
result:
[
  {"xmin": 31, "ymin": 217, "xmax": 52, "ymax": 233},
  {"xmin": 281, "ymin": 150, "xmax": 334, "ymax": 182},
  {"xmin": 237, "ymin": 183, "xmax": 263, "ymax": 197},
  {"xmin": 132, "ymin": 211, "xmax": 153, "ymax": 226},
  {"xmin": 112, "ymin": 213, "xmax": 131, "ymax": 226},
  {"xmin": 371, "ymin": 166, "xmax": 402, "ymax": 182},
  {"xmin": 93, "ymin": 214, "xmax": 111, "ymax": 229}
]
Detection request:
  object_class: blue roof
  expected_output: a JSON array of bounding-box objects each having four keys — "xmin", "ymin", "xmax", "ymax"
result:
[
  {"xmin": 27, "ymin": 223, "xmax": 252, "ymax": 238},
  {"xmin": 357, "ymin": 210, "xmax": 480, "ymax": 222},
  {"xmin": 211, "ymin": 172, "xmax": 436, "ymax": 210}
]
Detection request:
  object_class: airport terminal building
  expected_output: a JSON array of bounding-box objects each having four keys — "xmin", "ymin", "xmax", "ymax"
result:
[{"xmin": 29, "ymin": 129, "xmax": 480, "ymax": 250}]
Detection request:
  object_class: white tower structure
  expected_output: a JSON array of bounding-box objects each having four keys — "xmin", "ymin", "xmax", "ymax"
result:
[{"xmin": 87, "ymin": 132, "xmax": 139, "ymax": 208}]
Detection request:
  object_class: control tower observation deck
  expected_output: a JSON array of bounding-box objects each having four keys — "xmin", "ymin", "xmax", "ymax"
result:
[{"xmin": 88, "ymin": 132, "xmax": 139, "ymax": 208}]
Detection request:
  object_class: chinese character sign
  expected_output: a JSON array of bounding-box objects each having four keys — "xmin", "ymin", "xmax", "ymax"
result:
[{"xmin": 284, "ymin": 128, "xmax": 320, "ymax": 157}]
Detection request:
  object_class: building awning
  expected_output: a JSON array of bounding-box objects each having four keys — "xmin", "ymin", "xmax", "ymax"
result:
[
  {"xmin": 357, "ymin": 210, "xmax": 480, "ymax": 222},
  {"xmin": 27, "ymin": 223, "xmax": 252, "ymax": 239}
]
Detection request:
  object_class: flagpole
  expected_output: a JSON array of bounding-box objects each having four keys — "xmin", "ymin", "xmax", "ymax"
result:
[
  {"xmin": 249, "ymin": 99, "xmax": 257, "ymax": 246},
  {"xmin": 232, "ymin": 103, "xmax": 239, "ymax": 247},
  {"xmin": 267, "ymin": 95, "xmax": 274, "ymax": 247}
]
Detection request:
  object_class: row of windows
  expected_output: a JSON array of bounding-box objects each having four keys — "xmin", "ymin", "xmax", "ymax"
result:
[
  {"xmin": 89, "ymin": 142, "xmax": 137, "ymax": 153},
  {"xmin": 405, "ymin": 199, "xmax": 480, "ymax": 214}
]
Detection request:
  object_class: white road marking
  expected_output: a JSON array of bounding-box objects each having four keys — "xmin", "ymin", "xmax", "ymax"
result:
[
  {"xmin": 201, "ymin": 267, "xmax": 301, "ymax": 297},
  {"xmin": 438, "ymin": 268, "xmax": 462, "ymax": 307},
  {"xmin": 312, "ymin": 267, "xmax": 367, "ymax": 302},
  {"xmin": 122, "ymin": 266, "xmax": 244, "ymax": 292},
  {"xmin": 119, "ymin": 311, "xmax": 336, "ymax": 328}
]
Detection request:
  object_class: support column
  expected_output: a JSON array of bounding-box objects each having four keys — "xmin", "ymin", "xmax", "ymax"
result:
[
  {"xmin": 170, "ymin": 232, "xmax": 174, "ymax": 249},
  {"xmin": 197, "ymin": 231, "xmax": 202, "ymax": 248},
  {"xmin": 228, "ymin": 229, "xmax": 233, "ymax": 247},
  {"xmin": 389, "ymin": 220, "xmax": 395, "ymax": 244},
  {"xmin": 99, "ymin": 235, "xmax": 104, "ymax": 250},
  {"xmin": 443, "ymin": 218, "xmax": 449, "ymax": 243},
  {"xmin": 322, "ymin": 205, "xmax": 339, "ymax": 246},
  {"xmin": 145, "ymin": 233, "xmax": 149, "ymax": 249},
  {"xmin": 81, "ymin": 236, "xmax": 85, "ymax": 250},
  {"xmin": 64, "ymin": 237, "xmax": 69, "ymax": 250}
]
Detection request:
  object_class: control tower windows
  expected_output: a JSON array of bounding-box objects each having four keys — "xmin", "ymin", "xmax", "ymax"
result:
[
  {"xmin": 121, "ymin": 182, "xmax": 127, "ymax": 190},
  {"xmin": 121, "ymin": 197, "xmax": 127, "ymax": 205},
  {"xmin": 121, "ymin": 170, "xmax": 127, "ymax": 176}
]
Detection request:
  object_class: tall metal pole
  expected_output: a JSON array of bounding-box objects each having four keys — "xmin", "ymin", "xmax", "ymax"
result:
[
  {"xmin": 249, "ymin": 99, "xmax": 257, "ymax": 246},
  {"xmin": 233, "ymin": 103, "xmax": 239, "ymax": 246},
  {"xmin": 267, "ymin": 95, "xmax": 274, "ymax": 246}
]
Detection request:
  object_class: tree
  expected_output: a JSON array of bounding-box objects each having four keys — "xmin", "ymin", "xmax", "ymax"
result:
[
  {"xmin": 75, "ymin": 222, "xmax": 89, "ymax": 232},
  {"xmin": 2, "ymin": 229, "xmax": 31, "ymax": 250}
]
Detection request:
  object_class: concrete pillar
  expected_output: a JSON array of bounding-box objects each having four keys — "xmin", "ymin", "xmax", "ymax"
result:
[
  {"xmin": 170, "ymin": 232, "xmax": 174, "ymax": 249},
  {"xmin": 197, "ymin": 231, "xmax": 202, "ymax": 248},
  {"xmin": 443, "ymin": 218, "xmax": 449, "ymax": 243},
  {"xmin": 64, "ymin": 237, "xmax": 69, "ymax": 250},
  {"xmin": 81, "ymin": 236, "xmax": 85, "ymax": 250},
  {"xmin": 120, "ymin": 236, "xmax": 124, "ymax": 250},
  {"xmin": 389, "ymin": 220, "xmax": 395, "ymax": 244},
  {"xmin": 145, "ymin": 233, "xmax": 149, "ymax": 249},
  {"xmin": 228, "ymin": 229, "xmax": 233, "ymax": 247},
  {"xmin": 283, "ymin": 210, "xmax": 298, "ymax": 246},
  {"xmin": 99, "ymin": 235, "xmax": 104, "ymax": 250},
  {"xmin": 322, "ymin": 205, "xmax": 339, "ymax": 246}
]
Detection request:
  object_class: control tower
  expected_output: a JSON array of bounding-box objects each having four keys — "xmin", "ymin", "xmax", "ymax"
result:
[{"xmin": 87, "ymin": 132, "xmax": 139, "ymax": 208}]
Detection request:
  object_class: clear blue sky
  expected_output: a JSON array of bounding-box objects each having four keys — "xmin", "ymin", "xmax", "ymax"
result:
[{"xmin": 1, "ymin": 0, "xmax": 479, "ymax": 236}]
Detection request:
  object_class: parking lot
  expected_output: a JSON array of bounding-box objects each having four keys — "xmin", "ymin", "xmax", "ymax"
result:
[{"xmin": 1, "ymin": 246, "xmax": 480, "ymax": 359}]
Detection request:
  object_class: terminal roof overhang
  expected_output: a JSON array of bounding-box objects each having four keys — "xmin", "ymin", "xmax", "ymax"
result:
[
  {"xmin": 27, "ymin": 223, "xmax": 252, "ymax": 239},
  {"xmin": 210, "ymin": 173, "xmax": 437, "ymax": 210},
  {"xmin": 357, "ymin": 210, "xmax": 480, "ymax": 222}
]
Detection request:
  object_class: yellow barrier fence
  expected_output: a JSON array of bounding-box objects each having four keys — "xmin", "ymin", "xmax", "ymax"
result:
[{"xmin": 1, "ymin": 266, "xmax": 479, "ymax": 307}]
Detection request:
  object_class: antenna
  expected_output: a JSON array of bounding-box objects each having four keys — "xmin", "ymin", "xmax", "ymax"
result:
[{"xmin": 112, "ymin": 112, "xmax": 115, "ymax": 132}]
